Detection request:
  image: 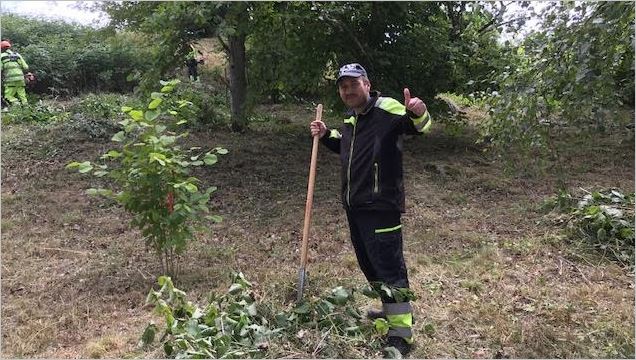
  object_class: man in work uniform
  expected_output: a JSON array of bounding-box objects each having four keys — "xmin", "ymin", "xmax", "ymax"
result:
[
  {"xmin": 310, "ymin": 63, "xmax": 432, "ymax": 356},
  {"xmin": 1, "ymin": 40, "xmax": 30, "ymax": 106}
]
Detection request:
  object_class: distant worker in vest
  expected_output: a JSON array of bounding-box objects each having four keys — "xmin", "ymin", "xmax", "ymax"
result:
[
  {"xmin": 186, "ymin": 44, "xmax": 205, "ymax": 82},
  {"xmin": 309, "ymin": 63, "xmax": 432, "ymax": 357},
  {"xmin": 1, "ymin": 40, "xmax": 30, "ymax": 106}
]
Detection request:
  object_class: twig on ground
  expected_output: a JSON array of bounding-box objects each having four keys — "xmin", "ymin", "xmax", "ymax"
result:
[
  {"xmin": 38, "ymin": 247, "xmax": 91, "ymax": 255},
  {"xmin": 312, "ymin": 325, "xmax": 334, "ymax": 357},
  {"xmin": 560, "ymin": 256, "xmax": 592, "ymax": 286}
]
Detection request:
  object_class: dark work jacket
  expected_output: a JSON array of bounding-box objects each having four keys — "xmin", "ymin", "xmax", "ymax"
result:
[{"xmin": 320, "ymin": 91, "xmax": 432, "ymax": 213}]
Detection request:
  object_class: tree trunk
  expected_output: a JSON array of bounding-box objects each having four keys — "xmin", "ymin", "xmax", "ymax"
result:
[{"xmin": 228, "ymin": 33, "xmax": 248, "ymax": 132}]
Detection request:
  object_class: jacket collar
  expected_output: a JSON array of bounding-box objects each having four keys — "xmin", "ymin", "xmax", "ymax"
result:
[{"xmin": 345, "ymin": 91, "xmax": 381, "ymax": 117}]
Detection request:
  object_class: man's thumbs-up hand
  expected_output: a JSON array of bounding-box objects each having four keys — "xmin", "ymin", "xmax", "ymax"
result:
[{"xmin": 403, "ymin": 87, "xmax": 427, "ymax": 117}]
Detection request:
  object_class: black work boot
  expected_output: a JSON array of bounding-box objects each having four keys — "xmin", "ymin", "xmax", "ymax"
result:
[
  {"xmin": 366, "ymin": 308, "xmax": 385, "ymax": 320},
  {"xmin": 383, "ymin": 336, "xmax": 412, "ymax": 358}
]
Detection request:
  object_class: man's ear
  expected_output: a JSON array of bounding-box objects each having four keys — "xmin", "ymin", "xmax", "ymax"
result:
[{"xmin": 363, "ymin": 78, "xmax": 371, "ymax": 90}]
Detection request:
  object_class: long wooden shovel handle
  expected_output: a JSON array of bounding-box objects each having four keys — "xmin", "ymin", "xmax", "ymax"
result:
[{"xmin": 300, "ymin": 104, "xmax": 322, "ymax": 268}]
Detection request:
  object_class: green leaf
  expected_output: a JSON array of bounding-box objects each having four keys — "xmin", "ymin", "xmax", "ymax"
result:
[
  {"xmin": 596, "ymin": 227, "xmax": 607, "ymax": 240},
  {"xmin": 121, "ymin": 106, "xmax": 133, "ymax": 113},
  {"xmin": 316, "ymin": 300, "xmax": 335, "ymax": 316},
  {"xmin": 203, "ymin": 153, "xmax": 218, "ymax": 165},
  {"xmin": 361, "ymin": 285, "xmax": 380, "ymax": 299},
  {"xmin": 155, "ymin": 125, "xmax": 167, "ymax": 134},
  {"xmin": 619, "ymin": 227, "xmax": 633, "ymax": 239},
  {"xmin": 228, "ymin": 283, "xmax": 243, "ymax": 295},
  {"xmin": 148, "ymin": 98, "xmax": 162, "ymax": 110},
  {"xmin": 139, "ymin": 323, "xmax": 157, "ymax": 346},
  {"xmin": 160, "ymin": 85, "xmax": 174, "ymax": 93},
  {"xmin": 94, "ymin": 170, "xmax": 109, "ymax": 177},
  {"xmin": 102, "ymin": 150, "xmax": 122, "ymax": 159},
  {"xmin": 328, "ymin": 286, "xmax": 351, "ymax": 305},
  {"xmin": 215, "ymin": 147, "xmax": 229, "ymax": 155},
  {"xmin": 149, "ymin": 153, "xmax": 167, "ymax": 166},
  {"xmin": 191, "ymin": 160, "xmax": 204, "ymax": 166},
  {"xmin": 163, "ymin": 342, "xmax": 173, "ymax": 356},
  {"xmin": 383, "ymin": 346, "xmax": 403, "ymax": 359},
  {"xmin": 293, "ymin": 302, "xmax": 310, "ymax": 314},
  {"xmin": 111, "ymin": 131, "xmax": 125, "ymax": 142},
  {"xmin": 186, "ymin": 319, "xmax": 200, "ymax": 337},
  {"xmin": 66, "ymin": 161, "xmax": 81, "ymax": 169},
  {"xmin": 129, "ymin": 110, "xmax": 144, "ymax": 121},
  {"xmin": 424, "ymin": 323, "xmax": 436, "ymax": 336},
  {"xmin": 85, "ymin": 188, "xmax": 113, "ymax": 197},
  {"xmin": 150, "ymin": 92, "xmax": 164, "ymax": 99},
  {"xmin": 145, "ymin": 109, "xmax": 160, "ymax": 121},
  {"xmin": 176, "ymin": 119, "xmax": 187, "ymax": 124},
  {"xmin": 159, "ymin": 135, "xmax": 176, "ymax": 146},
  {"xmin": 184, "ymin": 183, "xmax": 198, "ymax": 193},
  {"xmin": 206, "ymin": 215, "xmax": 223, "ymax": 223},
  {"xmin": 78, "ymin": 161, "xmax": 93, "ymax": 173}
]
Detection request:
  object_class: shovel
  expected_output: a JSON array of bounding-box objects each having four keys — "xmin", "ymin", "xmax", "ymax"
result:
[{"xmin": 297, "ymin": 104, "xmax": 322, "ymax": 302}]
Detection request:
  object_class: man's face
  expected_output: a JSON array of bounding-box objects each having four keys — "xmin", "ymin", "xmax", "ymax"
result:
[{"xmin": 338, "ymin": 77, "xmax": 370, "ymax": 109}]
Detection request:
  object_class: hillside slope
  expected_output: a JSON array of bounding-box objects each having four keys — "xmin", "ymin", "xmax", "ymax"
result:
[{"xmin": 1, "ymin": 104, "xmax": 634, "ymax": 358}]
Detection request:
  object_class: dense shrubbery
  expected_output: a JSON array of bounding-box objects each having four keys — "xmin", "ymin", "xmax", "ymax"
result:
[
  {"xmin": 171, "ymin": 83, "xmax": 231, "ymax": 129},
  {"xmin": 1, "ymin": 14, "xmax": 152, "ymax": 96},
  {"xmin": 1, "ymin": 101, "xmax": 70, "ymax": 124},
  {"xmin": 479, "ymin": 2, "xmax": 634, "ymax": 158}
]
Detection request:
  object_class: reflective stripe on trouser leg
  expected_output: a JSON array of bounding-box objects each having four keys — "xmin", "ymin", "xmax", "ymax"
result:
[{"xmin": 383, "ymin": 301, "xmax": 414, "ymax": 343}]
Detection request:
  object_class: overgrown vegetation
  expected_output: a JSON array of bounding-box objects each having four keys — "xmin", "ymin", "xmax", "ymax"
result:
[
  {"xmin": 1, "ymin": 101, "xmax": 70, "ymax": 124},
  {"xmin": 1, "ymin": 14, "xmax": 152, "ymax": 95},
  {"xmin": 67, "ymin": 80, "xmax": 227, "ymax": 276},
  {"xmin": 480, "ymin": 2, "xmax": 634, "ymax": 176}
]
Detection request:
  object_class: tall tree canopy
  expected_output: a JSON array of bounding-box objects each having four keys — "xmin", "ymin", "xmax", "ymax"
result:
[{"xmin": 100, "ymin": 1, "xmax": 506, "ymax": 126}]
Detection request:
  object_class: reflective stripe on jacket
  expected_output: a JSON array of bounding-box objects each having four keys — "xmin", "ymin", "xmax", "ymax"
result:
[
  {"xmin": 1, "ymin": 50, "xmax": 28, "ymax": 84},
  {"xmin": 320, "ymin": 91, "xmax": 432, "ymax": 213}
]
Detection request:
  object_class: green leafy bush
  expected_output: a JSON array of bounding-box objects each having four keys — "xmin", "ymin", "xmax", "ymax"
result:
[
  {"xmin": 171, "ymin": 84, "xmax": 230, "ymax": 128},
  {"xmin": 2, "ymin": 101, "xmax": 70, "ymax": 124},
  {"xmin": 68, "ymin": 93, "xmax": 130, "ymax": 121},
  {"xmin": 67, "ymin": 80, "xmax": 226, "ymax": 276},
  {"xmin": 480, "ymin": 2, "xmax": 634, "ymax": 164},
  {"xmin": 1, "ymin": 14, "xmax": 152, "ymax": 95}
]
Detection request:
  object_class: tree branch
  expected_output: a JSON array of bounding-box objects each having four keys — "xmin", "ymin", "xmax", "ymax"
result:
[
  {"xmin": 217, "ymin": 35, "xmax": 230, "ymax": 53},
  {"xmin": 477, "ymin": 1, "xmax": 510, "ymax": 34}
]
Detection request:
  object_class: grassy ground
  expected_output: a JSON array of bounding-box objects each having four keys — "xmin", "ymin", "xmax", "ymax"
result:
[{"xmin": 1, "ymin": 102, "xmax": 634, "ymax": 358}]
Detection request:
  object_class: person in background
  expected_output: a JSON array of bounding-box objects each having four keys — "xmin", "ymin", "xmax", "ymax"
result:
[
  {"xmin": 186, "ymin": 44, "xmax": 205, "ymax": 82},
  {"xmin": 1, "ymin": 40, "xmax": 30, "ymax": 106},
  {"xmin": 309, "ymin": 63, "xmax": 432, "ymax": 357}
]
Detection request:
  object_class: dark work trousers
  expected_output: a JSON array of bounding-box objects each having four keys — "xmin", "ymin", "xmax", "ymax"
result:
[
  {"xmin": 345, "ymin": 209, "xmax": 410, "ymax": 303},
  {"xmin": 187, "ymin": 59, "xmax": 198, "ymax": 81}
]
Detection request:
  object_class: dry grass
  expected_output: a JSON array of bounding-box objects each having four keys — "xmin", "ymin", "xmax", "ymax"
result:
[{"xmin": 1, "ymin": 103, "xmax": 633, "ymax": 358}]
